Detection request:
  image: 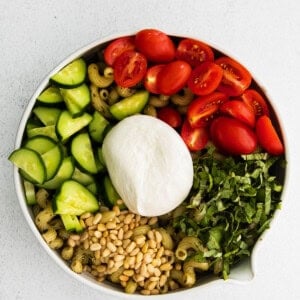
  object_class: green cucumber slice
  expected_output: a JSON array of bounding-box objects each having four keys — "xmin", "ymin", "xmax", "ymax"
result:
[
  {"xmin": 60, "ymin": 83, "xmax": 90, "ymax": 117},
  {"xmin": 60, "ymin": 214, "xmax": 83, "ymax": 233},
  {"xmin": 38, "ymin": 157, "xmax": 75, "ymax": 190},
  {"xmin": 110, "ymin": 90, "xmax": 149, "ymax": 120},
  {"xmin": 23, "ymin": 180, "xmax": 37, "ymax": 205},
  {"xmin": 27, "ymin": 125, "xmax": 59, "ymax": 142},
  {"xmin": 41, "ymin": 145, "xmax": 63, "ymax": 180},
  {"xmin": 37, "ymin": 86, "xmax": 64, "ymax": 105},
  {"xmin": 24, "ymin": 136, "xmax": 57, "ymax": 154},
  {"xmin": 50, "ymin": 58, "xmax": 86, "ymax": 88},
  {"xmin": 33, "ymin": 106, "xmax": 62, "ymax": 126},
  {"xmin": 9, "ymin": 148, "xmax": 46, "ymax": 184},
  {"xmin": 103, "ymin": 176, "xmax": 126, "ymax": 210},
  {"xmin": 71, "ymin": 132, "xmax": 98, "ymax": 174},
  {"xmin": 53, "ymin": 180, "xmax": 99, "ymax": 215},
  {"xmin": 57, "ymin": 110, "xmax": 92, "ymax": 142},
  {"xmin": 88, "ymin": 111, "xmax": 110, "ymax": 143}
]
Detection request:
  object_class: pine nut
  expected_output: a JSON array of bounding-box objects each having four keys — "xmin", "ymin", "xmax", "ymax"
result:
[
  {"xmin": 102, "ymin": 248, "xmax": 111, "ymax": 258},
  {"xmin": 92, "ymin": 213, "xmax": 102, "ymax": 225},
  {"xmin": 126, "ymin": 241, "xmax": 136, "ymax": 253},
  {"xmin": 130, "ymin": 247, "xmax": 140, "ymax": 256},
  {"xmin": 114, "ymin": 254, "xmax": 125, "ymax": 262},
  {"xmin": 123, "ymin": 230, "xmax": 133, "ymax": 239},
  {"xmin": 106, "ymin": 221, "xmax": 116, "ymax": 229},
  {"xmin": 148, "ymin": 217, "xmax": 158, "ymax": 225},
  {"xmin": 117, "ymin": 228, "xmax": 124, "ymax": 240},
  {"xmin": 160, "ymin": 263, "xmax": 172, "ymax": 271},
  {"xmin": 107, "ymin": 242, "xmax": 117, "ymax": 252},
  {"xmin": 123, "ymin": 269, "xmax": 134, "ymax": 277},
  {"xmin": 90, "ymin": 243, "xmax": 101, "ymax": 251}
]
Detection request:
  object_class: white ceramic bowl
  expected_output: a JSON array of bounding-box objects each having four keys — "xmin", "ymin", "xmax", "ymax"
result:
[{"xmin": 13, "ymin": 31, "xmax": 288, "ymax": 298}]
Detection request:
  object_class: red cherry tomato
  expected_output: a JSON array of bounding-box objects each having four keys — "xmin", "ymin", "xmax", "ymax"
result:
[
  {"xmin": 241, "ymin": 89, "xmax": 270, "ymax": 117},
  {"xmin": 103, "ymin": 36, "xmax": 136, "ymax": 66},
  {"xmin": 157, "ymin": 60, "xmax": 192, "ymax": 95},
  {"xmin": 176, "ymin": 38, "xmax": 214, "ymax": 67},
  {"xmin": 144, "ymin": 64, "xmax": 165, "ymax": 94},
  {"xmin": 256, "ymin": 115, "xmax": 284, "ymax": 155},
  {"xmin": 180, "ymin": 119, "xmax": 209, "ymax": 151},
  {"xmin": 157, "ymin": 106, "xmax": 182, "ymax": 128},
  {"xmin": 219, "ymin": 99, "xmax": 256, "ymax": 127},
  {"xmin": 187, "ymin": 62, "xmax": 223, "ymax": 96},
  {"xmin": 135, "ymin": 29, "xmax": 176, "ymax": 63},
  {"xmin": 113, "ymin": 50, "xmax": 147, "ymax": 88},
  {"xmin": 215, "ymin": 57, "xmax": 252, "ymax": 96},
  {"xmin": 187, "ymin": 92, "xmax": 228, "ymax": 128},
  {"xmin": 210, "ymin": 116, "xmax": 257, "ymax": 155}
]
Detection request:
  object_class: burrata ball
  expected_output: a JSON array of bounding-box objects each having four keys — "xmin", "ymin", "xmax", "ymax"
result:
[{"xmin": 102, "ymin": 115, "xmax": 193, "ymax": 216}]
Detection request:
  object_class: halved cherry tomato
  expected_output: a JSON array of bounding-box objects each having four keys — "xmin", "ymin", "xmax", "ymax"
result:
[
  {"xmin": 219, "ymin": 99, "xmax": 256, "ymax": 127},
  {"xmin": 241, "ymin": 89, "xmax": 270, "ymax": 117},
  {"xmin": 176, "ymin": 38, "xmax": 214, "ymax": 67},
  {"xmin": 181, "ymin": 119, "xmax": 209, "ymax": 151},
  {"xmin": 256, "ymin": 115, "xmax": 284, "ymax": 155},
  {"xmin": 144, "ymin": 64, "xmax": 165, "ymax": 94},
  {"xmin": 210, "ymin": 116, "xmax": 257, "ymax": 155},
  {"xmin": 215, "ymin": 56, "xmax": 252, "ymax": 96},
  {"xmin": 104, "ymin": 36, "xmax": 135, "ymax": 66},
  {"xmin": 187, "ymin": 62, "xmax": 223, "ymax": 96},
  {"xmin": 157, "ymin": 60, "xmax": 192, "ymax": 95},
  {"xmin": 113, "ymin": 50, "xmax": 147, "ymax": 88},
  {"xmin": 187, "ymin": 92, "xmax": 227, "ymax": 128},
  {"xmin": 157, "ymin": 106, "xmax": 182, "ymax": 128},
  {"xmin": 135, "ymin": 29, "xmax": 176, "ymax": 63}
]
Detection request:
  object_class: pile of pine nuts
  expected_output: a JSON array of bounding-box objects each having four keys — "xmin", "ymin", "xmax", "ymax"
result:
[{"xmin": 61, "ymin": 204, "xmax": 180, "ymax": 295}]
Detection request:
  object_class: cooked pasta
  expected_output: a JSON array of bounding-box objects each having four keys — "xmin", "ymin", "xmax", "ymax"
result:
[
  {"xmin": 143, "ymin": 104, "xmax": 157, "ymax": 117},
  {"xmin": 35, "ymin": 205, "xmax": 55, "ymax": 231},
  {"xmin": 175, "ymin": 236, "xmax": 206, "ymax": 261},
  {"xmin": 90, "ymin": 84, "xmax": 112, "ymax": 118},
  {"xmin": 35, "ymin": 188, "xmax": 49, "ymax": 209},
  {"xmin": 42, "ymin": 227, "xmax": 57, "ymax": 243},
  {"xmin": 148, "ymin": 95, "xmax": 169, "ymax": 107},
  {"xmin": 88, "ymin": 63, "xmax": 114, "ymax": 88},
  {"xmin": 182, "ymin": 259, "xmax": 209, "ymax": 287},
  {"xmin": 116, "ymin": 86, "xmax": 136, "ymax": 98},
  {"xmin": 156, "ymin": 228, "xmax": 174, "ymax": 250},
  {"xmin": 170, "ymin": 88, "xmax": 194, "ymax": 106}
]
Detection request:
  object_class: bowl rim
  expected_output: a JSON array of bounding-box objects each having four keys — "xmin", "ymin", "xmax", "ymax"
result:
[{"xmin": 13, "ymin": 29, "xmax": 290, "ymax": 298}]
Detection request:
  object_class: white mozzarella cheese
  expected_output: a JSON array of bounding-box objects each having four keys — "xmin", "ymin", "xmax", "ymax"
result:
[{"xmin": 102, "ymin": 115, "xmax": 193, "ymax": 216}]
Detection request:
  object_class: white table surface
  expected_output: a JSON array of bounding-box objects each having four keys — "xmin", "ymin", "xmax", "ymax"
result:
[{"xmin": 1, "ymin": 0, "xmax": 300, "ymax": 299}]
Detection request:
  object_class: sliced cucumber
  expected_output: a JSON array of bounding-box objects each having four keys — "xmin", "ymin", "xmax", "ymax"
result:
[
  {"xmin": 103, "ymin": 175, "xmax": 126, "ymax": 210},
  {"xmin": 88, "ymin": 111, "xmax": 110, "ymax": 143},
  {"xmin": 27, "ymin": 125, "xmax": 59, "ymax": 142},
  {"xmin": 38, "ymin": 157, "xmax": 74, "ymax": 190},
  {"xmin": 50, "ymin": 58, "xmax": 86, "ymax": 88},
  {"xmin": 60, "ymin": 214, "xmax": 83, "ymax": 233},
  {"xmin": 9, "ymin": 148, "xmax": 46, "ymax": 184},
  {"xmin": 56, "ymin": 110, "xmax": 92, "ymax": 142},
  {"xmin": 110, "ymin": 90, "xmax": 149, "ymax": 120},
  {"xmin": 33, "ymin": 106, "xmax": 62, "ymax": 126},
  {"xmin": 37, "ymin": 86, "xmax": 64, "ymax": 105},
  {"xmin": 41, "ymin": 145, "xmax": 63, "ymax": 180},
  {"xmin": 24, "ymin": 136, "xmax": 56, "ymax": 154},
  {"xmin": 53, "ymin": 180, "xmax": 99, "ymax": 215},
  {"xmin": 23, "ymin": 180, "xmax": 37, "ymax": 205},
  {"xmin": 86, "ymin": 182, "xmax": 98, "ymax": 195},
  {"xmin": 72, "ymin": 167, "xmax": 96, "ymax": 186},
  {"xmin": 71, "ymin": 132, "xmax": 99, "ymax": 174},
  {"xmin": 60, "ymin": 83, "xmax": 90, "ymax": 117}
]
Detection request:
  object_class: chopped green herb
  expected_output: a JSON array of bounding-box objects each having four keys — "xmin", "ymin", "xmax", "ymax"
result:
[{"xmin": 173, "ymin": 146, "xmax": 285, "ymax": 279}]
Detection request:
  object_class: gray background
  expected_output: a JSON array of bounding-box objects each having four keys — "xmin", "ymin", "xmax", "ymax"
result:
[{"xmin": 1, "ymin": 0, "xmax": 300, "ymax": 299}]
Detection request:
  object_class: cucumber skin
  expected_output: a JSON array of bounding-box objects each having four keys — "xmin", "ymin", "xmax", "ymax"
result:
[
  {"xmin": 53, "ymin": 180, "xmax": 99, "ymax": 215},
  {"xmin": 50, "ymin": 58, "xmax": 87, "ymax": 88}
]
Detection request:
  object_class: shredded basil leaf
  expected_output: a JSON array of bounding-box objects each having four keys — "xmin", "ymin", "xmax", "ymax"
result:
[{"xmin": 172, "ymin": 146, "xmax": 285, "ymax": 280}]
